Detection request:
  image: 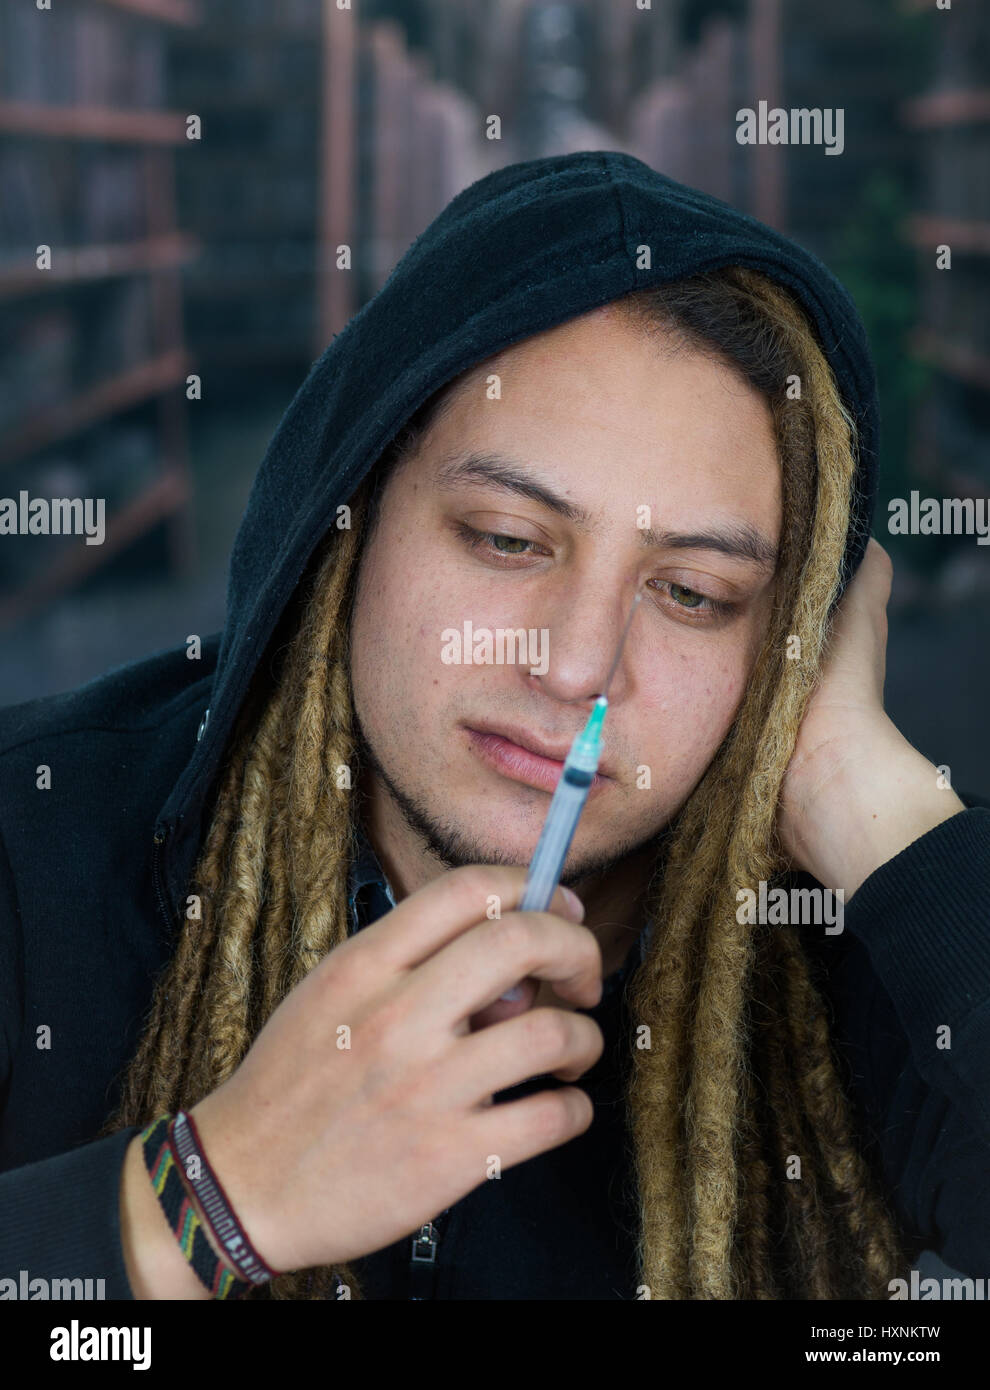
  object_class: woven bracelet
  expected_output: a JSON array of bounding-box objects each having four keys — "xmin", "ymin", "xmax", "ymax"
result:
[
  {"xmin": 170, "ymin": 1108, "xmax": 282, "ymax": 1286},
  {"xmin": 140, "ymin": 1114, "xmax": 251, "ymax": 1300}
]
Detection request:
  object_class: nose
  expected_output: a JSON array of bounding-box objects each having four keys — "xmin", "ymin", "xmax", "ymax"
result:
[{"xmin": 525, "ymin": 580, "xmax": 641, "ymax": 708}]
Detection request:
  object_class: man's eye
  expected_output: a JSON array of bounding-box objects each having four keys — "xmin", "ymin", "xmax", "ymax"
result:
[
  {"xmin": 456, "ymin": 523, "xmax": 542, "ymax": 559},
  {"xmin": 668, "ymin": 582, "xmax": 705, "ymax": 609},
  {"xmin": 489, "ymin": 533, "xmax": 531, "ymax": 554},
  {"xmin": 649, "ymin": 579, "xmax": 737, "ymax": 622}
]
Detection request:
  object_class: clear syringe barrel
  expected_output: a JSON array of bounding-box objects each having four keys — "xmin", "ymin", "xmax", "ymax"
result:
[
  {"xmin": 518, "ymin": 764, "xmax": 594, "ymax": 912},
  {"xmin": 518, "ymin": 704, "xmax": 603, "ymax": 914}
]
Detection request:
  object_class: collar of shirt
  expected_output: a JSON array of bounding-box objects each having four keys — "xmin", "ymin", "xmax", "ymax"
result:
[
  {"xmin": 346, "ymin": 826, "xmax": 653, "ymax": 1001},
  {"xmin": 347, "ymin": 826, "xmax": 398, "ymax": 934}
]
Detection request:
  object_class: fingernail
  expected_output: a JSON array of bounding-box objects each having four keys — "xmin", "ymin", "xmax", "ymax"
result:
[
  {"xmin": 499, "ymin": 985, "xmax": 525, "ymax": 1002},
  {"xmin": 561, "ymin": 885, "xmax": 584, "ymax": 919}
]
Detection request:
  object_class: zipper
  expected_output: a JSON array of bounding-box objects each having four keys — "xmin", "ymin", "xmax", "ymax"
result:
[
  {"xmin": 408, "ymin": 1206, "xmax": 451, "ymax": 1300},
  {"xmin": 151, "ymin": 826, "xmax": 176, "ymax": 935}
]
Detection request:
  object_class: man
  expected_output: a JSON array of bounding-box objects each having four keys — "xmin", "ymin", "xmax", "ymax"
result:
[{"xmin": 1, "ymin": 153, "xmax": 987, "ymax": 1300}]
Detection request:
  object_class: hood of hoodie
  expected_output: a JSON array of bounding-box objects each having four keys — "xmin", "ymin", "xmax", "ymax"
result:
[{"xmin": 154, "ymin": 149, "xmax": 881, "ymax": 923}]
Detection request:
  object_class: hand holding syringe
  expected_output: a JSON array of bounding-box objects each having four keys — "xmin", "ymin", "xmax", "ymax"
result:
[{"xmin": 499, "ymin": 591, "xmax": 642, "ymax": 1000}]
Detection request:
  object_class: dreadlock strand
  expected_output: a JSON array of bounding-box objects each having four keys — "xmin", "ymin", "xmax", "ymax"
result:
[
  {"xmin": 759, "ymin": 929, "xmax": 841, "ymax": 1297},
  {"xmin": 288, "ymin": 511, "xmax": 366, "ymax": 989},
  {"xmin": 626, "ymin": 850, "xmax": 701, "ymax": 1297},
  {"xmin": 776, "ymin": 928, "xmax": 911, "ymax": 1296},
  {"xmin": 735, "ymin": 990, "xmax": 778, "ymax": 1299},
  {"xmin": 197, "ymin": 685, "xmax": 287, "ymax": 1090}
]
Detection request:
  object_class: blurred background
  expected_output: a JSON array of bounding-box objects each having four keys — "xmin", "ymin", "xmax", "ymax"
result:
[{"xmin": 0, "ymin": 0, "xmax": 987, "ymax": 787}]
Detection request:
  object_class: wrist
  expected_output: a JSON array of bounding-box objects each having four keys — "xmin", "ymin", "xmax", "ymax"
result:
[
  {"xmin": 187, "ymin": 1092, "xmax": 290, "ymax": 1276},
  {"xmin": 120, "ymin": 1133, "xmax": 213, "ymax": 1301},
  {"xmin": 788, "ymin": 722, "xmax": 966, "ymax": 899}
]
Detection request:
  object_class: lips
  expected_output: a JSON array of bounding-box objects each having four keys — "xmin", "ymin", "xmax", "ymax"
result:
[
  {"xmin": 469, "ymin": 721, "xmax": 574, "ymax": 764},
  {"xmin": 464, "ymin": 722, "xmax": 611, "ymax": 794}
]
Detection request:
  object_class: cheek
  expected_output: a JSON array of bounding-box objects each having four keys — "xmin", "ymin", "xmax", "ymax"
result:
[
  {"xmin": 699, "ymin": 658, "xmax": 750, "ymax": 743},
  {"xmin": 350, "ymin": 533, "xmax": 460, "ymax": 704},
  {"xmin": 640, "ymin": 640, "xmax": 753, "ymax": 774}
]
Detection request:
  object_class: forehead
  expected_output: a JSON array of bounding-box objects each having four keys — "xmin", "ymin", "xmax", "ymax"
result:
[{"xmin": 395, "ymin": 308, "xmax": 781, "ymax": 532}]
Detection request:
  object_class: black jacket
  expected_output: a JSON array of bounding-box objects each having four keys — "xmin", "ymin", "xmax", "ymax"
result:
[{"xmin": 1, "ymin": 151, "xmax": 988, "ymax": 1297}]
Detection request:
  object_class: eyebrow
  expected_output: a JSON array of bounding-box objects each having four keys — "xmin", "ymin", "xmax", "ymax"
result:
[{"xmin": 433, "ymin": 450, "xmax": 779, "ymax": 576}]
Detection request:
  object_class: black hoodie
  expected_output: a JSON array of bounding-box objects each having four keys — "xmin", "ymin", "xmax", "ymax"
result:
[{"xmin": 1, "ymin": 152, "xmax": 988, "ymax": 1299}]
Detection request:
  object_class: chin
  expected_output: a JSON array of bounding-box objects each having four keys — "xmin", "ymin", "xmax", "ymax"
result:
[{"xmin": 442, "ymin": 817, "xmax": 542, "ymax": 868}]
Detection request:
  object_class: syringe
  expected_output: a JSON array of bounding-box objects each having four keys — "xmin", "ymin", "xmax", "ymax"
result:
[{"xmin": 515, "ymin": 590, "xmax": 642, "ymax": 913}]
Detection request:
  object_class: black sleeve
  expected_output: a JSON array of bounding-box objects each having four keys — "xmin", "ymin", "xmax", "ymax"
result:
[
  {"xmin": 0, "ymin": 1127, "xmax": 142, "ymax": 1298},
  {"xmin": 841, "ymin": 800, "xmax": 990, "ymax": 1275},
  {"xmin": 0, "ymin": 823, "xmax": 141, "ymax": 1299}
]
